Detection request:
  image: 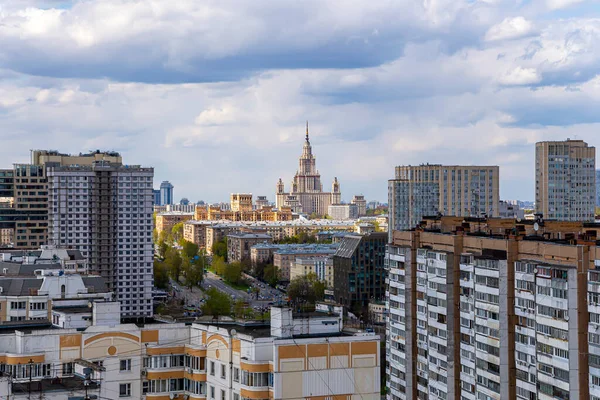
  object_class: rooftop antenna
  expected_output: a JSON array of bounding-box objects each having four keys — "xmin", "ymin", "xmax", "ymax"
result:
[{"xmin": 306, "ymin": 121, "xmax": 309, "ymax": 142}]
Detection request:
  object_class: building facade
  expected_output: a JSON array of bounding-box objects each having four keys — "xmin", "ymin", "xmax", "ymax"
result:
[
  {"xmin": 160, "ymin": 180, "xmax": 174, "ymax": 206},
  {"xmin": 328, "ymin": 203, "xmax": 359, "ymax": 220},
  {"xmin": 333, "ymin": 232, "xmax": 387, "ymax": 311},
  {"xmin": 536, "ymin": 139, "xmax": 596, "ymax": 221},
  {"xmin": 155, "ymin": 212, "xmax": 194, "ymax": 235},
  {"xmin": 226, "ymin": 233, "xmax": 272, "ymax": 263},
  {"xmin": 230, "ymin": 193, "xmax": 253, "ymax": 212},
  {"xmin": 255, "ymin": 196, "xmax": 270, "ymax": 210},
  {"xmin": 46, "ymin": 162, "xmax": 154, "ymax": 318},
  {"xmin": 499, "ymin": 200, "xmax": 525, "ymax": 219},
  {"xmin": 352, "ymin": 195, "xmax": 367, "ymax": 217},
  {"xmin": 276, "ymin": 124, "xmax": 341, "ymax": 215},
  {"xmin": 388, "ymin": 165, "xmax": 500, "ymax": 240},
  {"xmin": 385, "ymin": 216, "xmax": 600, "ymax": 400},
  {"xmin": 0, "ymin": 305, "xmax": 380, "ymax": 400},
  {"xmin": 152, "ymin": 189, "xmax": 161, "ymax": 205},
  {"xmin": 0, "ymin": 150, "xmax": 123, "ymax": 249},
  {"xmin": 290, "ymin": 256, "xmax": 334, "ymax": 287}
]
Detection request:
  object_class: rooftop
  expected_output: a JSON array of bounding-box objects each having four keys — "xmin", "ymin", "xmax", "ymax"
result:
[{"xmin": 227, "ymin": 233, "xmax": 272, "ymax": 239}]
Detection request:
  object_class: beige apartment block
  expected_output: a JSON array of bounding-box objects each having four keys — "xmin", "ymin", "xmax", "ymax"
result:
[
  {"xmin": 536, "ymin": 138, "xmax": 596, "ymax": 221},
  {"xmin": 230, "ymin": 193, "xmax": 253, "ymax": 212},
  {"xmin": 155, "ymin": 212, "xmax": 194, "ymax": 235}
]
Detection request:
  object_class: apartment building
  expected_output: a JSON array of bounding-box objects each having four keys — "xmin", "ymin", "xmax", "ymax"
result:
[
  {"xmin": 226, "ymin": 233, "xmax": 273, "ymax": 263},
  {"xmin": 290, "ymin": 256, "xmax": 334, "ymax": 287},
  {"xmin": 0, "ymin": 305, "xmax": 380, "ymax": 400},
  {"xmin": 230, "ymin": 193, "xmax": 253, "ymax": 212},
  {"xmin": 385, "ymin": 216, "xmax": 600, "ymax": 400},
  {"xmin": 250, "ymin": 243, "xmax": 339, "ymax": 269},
  {"xmin": 255, "ymin": 195, "xmax": 270, "ymax": 210},
  {"xmin": 536, "ymin": 139, "xmax": 596, "ymax": 221},
  {"xmin": 328, "ymin": 204, "xmax": 359, "ymax": 220},
  {"xmin": 155, "ymin": 211, "xmax": 194, "ymax": 235},
  {"xmin": 0, "ymin": 150, "xmax": 122, "ymax": 249},
  {"xmin": 195, "ymin": 204, "xmax": 294, "ymax": 222},
  {"xmin": 160, "ymin": 180, "xmax": 174, "ymax": 205},
  {"xmin": 352, "ymin": 195, "xmax": 368, "ymax": 217},
  {"xmin": 333, "ymin": 232, "xmax": 387, "ymax": 311},
  {"xmin": 46, "ymin": 162, "xmax": 154, "ymax": 318},
  {"xmin": 388, "ymin": 165, "xmax": 500, "ymax": 240},
  {"xmin": 271, "ymin": 244, "xmax": 340, "ymax": 281},
  {"xmin": 0, "ymin": 228, "xmax": 13, "ymax": 246}
]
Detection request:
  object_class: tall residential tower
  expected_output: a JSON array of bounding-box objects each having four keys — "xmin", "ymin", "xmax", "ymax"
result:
[
  {"xmin": 535, "ymin": 139, "xmax": 596, "ymax": 221},
  {"xmin": 47, "ymin": 159, "xmax": 154, "ymax": 318},
  {"xmin": 160, "ymin": 180, "xmax": 174, "ymax": 206}
]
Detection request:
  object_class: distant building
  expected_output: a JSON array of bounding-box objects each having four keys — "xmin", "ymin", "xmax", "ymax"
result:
[
  {"xmin": 160, "ymin": 180, "xmax": 174, "ymax": 205},
  {"xmin": 367, "ymin": 200, "xmax": 380, "ymax": 210},
  {"xmin": 152, "ymin": 189, "xmax": 161, "ymax": 205},
  {"xmin": 194, "ymin": 204, "xmax": 293, "ymax": 222},
  {"xmin": 388, "ymin": 164, "xmax": 499, "ymax": 240},
  {"xmin": 180, "ymin": 197, "xmax": 190, "ymax": 205},
  {"xmin": 333, "ymin": 232, "xmax": 387, "ymax": 311},
  {"xmin": 499, "ymin": 200, "xmax": 525, "ymax": 219},
  {"xmin": 327, "ymin": 203, "xmax": 359, "ymax": 220},
  {"xmin": 536, "ymin": 139, "xmax": 596, "ymax": 221},
  {"xmin": 255, "ymin": 195, "xmax": 270, "ymax": 210},
  {"xmin": 290, "ymin": 256, "xmax": 334, "ymax": 288},
  {"xmin": 230, "ymin": 193, "xmax": 253, "ymax": 212},
  {"xmin": 226, "ymin": 232, "xmax": 272, "ymax": 263},
  {"xmin": 276, "ymin": 123, "xmax": 341, "ymax": 215},
  {"xmin": 272, "ymin": 244, "xmax": 340, "ymax": 282},
  {"xmin": 351, "ymin": 195, "xmax": 367, "ymax": 216},
  {"xmin": 596, "ymin": 170, "xmax": 600, "ymax": 208},
  {"xmin": 367, "ymin": 301, "xmax": 386, "ymax": 324},
  {"xmin": 155, "ymin": 212, "xmax": 194, "ymax": 235},
  {"xmin": 0, "ymin": 228, "xmax": 13, "ymax": 246}
]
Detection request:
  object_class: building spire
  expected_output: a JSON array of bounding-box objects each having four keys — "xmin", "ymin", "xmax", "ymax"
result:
[{"xmin": 306, "ymin": 121, "xmax": 309, "ymax": 142}]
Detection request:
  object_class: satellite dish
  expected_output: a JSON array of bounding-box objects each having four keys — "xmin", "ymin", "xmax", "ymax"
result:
[
  {"xmin": 230, "ymin": 329, "xmax": 237, "ymax": 337},
  {"xmin": 170, "ymin": 394, "xmax": 176, "ymax": 400},
  {"xmin": 534, "ymin": 223, "xmax": 539, "ymax": 232},
  {"xmin": 517, "ymin": 218, "xmax": 522, "ymax": 223}
]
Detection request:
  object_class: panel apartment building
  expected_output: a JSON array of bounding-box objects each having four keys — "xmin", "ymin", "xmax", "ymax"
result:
[
  {"xmin": 386, "ymin": 216, "xmax": 600, "ymax": 400},
  {"xmin": 536, "ymin": 139, "xmax": 596, "ymax": 222},
  {"xmin": 0, "ymin": 150, "xmax": 122, "ymax": 249},
  {"xmin": 46, "ymin": 160, "xmax": 154, "ymax": 318},
  {"xmin": 388, "ymin": 165, "xmax": 500, "ymax": 240}
]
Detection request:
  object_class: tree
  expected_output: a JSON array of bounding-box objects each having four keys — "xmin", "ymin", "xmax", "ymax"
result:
[
  {"xmin": 164, "ymin": 247, "xmax": 183, "ymax": 281},
  {"xmin": 212, "ymin": 238, "xmax": 228, "ymax": 261},
  {"xmin": 212, "ymin": 255, "xmax": 227, "ymax": 276},
  {"xmin": 153, "ymin": 260, "xmax": 169, "ymax": 289},
  {"xmin": 223, "ymin": 262, "xmax": 242, "ymax": 284},
  {"xmin": 263, "ymin": 264, "xmax": 279, "ymax": 287},
  {"xmin": 233, "ymin": 300, "xmax": 255, "ymax": 320},
  {"xmin": 202, "ymin": 288, "xmax": 232, "ymax": 320},
  {"xmin": 171, "ymin": 222, "xmax": 184, "ymax": 243},
  {"xmin": 157, "ymin": 239, "xmax": 169, "ymax": 260},
  {"xmin": 182, "ymin": 240, "xmax": 199, "ymax": 259},
  {"xmin": 287, "ymin": 273, "xmax": 325, "ymax": 305}
]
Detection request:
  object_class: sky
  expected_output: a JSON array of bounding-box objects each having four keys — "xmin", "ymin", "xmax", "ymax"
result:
[{"xmin": 1, "ymin": 1, "xmax": 599, "ymax": 203}]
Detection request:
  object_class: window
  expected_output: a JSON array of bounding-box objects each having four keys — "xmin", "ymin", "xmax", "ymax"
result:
[
  {"xmin": 233, "ymin": 367, "xmax": 240, "ymax": 382},
  {"xmin": 120, "ymin": 359, "xmax": 132, "ymax": 371},
  {"xmin": 210, "ymin": 361, "xmax": 215, "ymax": 376},
  {"xmin": 62, "ymin": 363, "xmax": 74, "ymax": 375},
  {"xmin": 221, "ymin": 389, "xmax": 226, "ymax": 400},
  {"xmin": 119, "ymin": 383, "xmax": 131, "ymax": 397},
  {"xmin": 221, "ymin": 364, "xmax": 226, "ymax": 379},
  {"xmin": 210, "ymin": 386, "xmax": 215, "ymax": 399}
]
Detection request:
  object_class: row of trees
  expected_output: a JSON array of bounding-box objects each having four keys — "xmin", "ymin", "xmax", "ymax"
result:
[
  {"xmin": 201, "ymin": 288, "xmax": 269, "ymax": 320},
  {"xmin": 211, "ymin": 256, "xmax": 243, "ymax": 285},
  {"xmin": 275, "ymin": 231, "xmax": 318, "ymax": 244},
  {"xmin": 154, "ymin": 233, "xmax": 206, "ymax": 290}
]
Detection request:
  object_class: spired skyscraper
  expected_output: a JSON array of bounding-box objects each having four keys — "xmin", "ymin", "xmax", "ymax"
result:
[{"xmin": 276, "ymin": 123, "xmax": 341, "ymax": 216}]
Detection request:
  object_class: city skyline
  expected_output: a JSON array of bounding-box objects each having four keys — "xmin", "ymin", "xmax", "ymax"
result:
[{"xmin": 1, "ymin": 1, "xmax": 599, "ymax": 202}]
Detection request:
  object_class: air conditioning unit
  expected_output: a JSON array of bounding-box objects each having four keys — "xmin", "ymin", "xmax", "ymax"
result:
[
  {"xmin": 533, "ymin": 268, "xmax": 538, "ymax": 274},
  {"xmin": 187, "ymin": 367, "xmax": 193, "ymax": 373},
  {"xmin": 141, "ymin": 369, "xmax": 147, "ymax": 376}
]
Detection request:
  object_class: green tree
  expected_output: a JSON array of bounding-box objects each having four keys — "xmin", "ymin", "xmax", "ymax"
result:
[
  {"xmin": 157, "ymin": 239, "xmax": 169, "ymax": 260},
  {"xmin": 182, "ymin": 240, "xmax": 200, "ymax": 259},
  {"xmin": 164, "ymin": 247, "xmax": 183, "ymax": 281},
  {"xmin": 263, "ymin": 264, "xmax": 279, "ymax": 287},
  {"xmin": 202, "ymin": 288, "xmax": 232, "ymax": 320},
  {"xmin": 171, "ymin": 222, "xmax": 184, "ymax": 243},
  {"xmin": 153, "ymin": 260, "xmax": 169, "ymax": 289},
  {"xmin": 212, "ymin": 255, "xmax": 227, "ymax": 276},
  {"xmin": 182, "ymin": 256, "xmax": 204, "ymax": 289},
  {"xmin": 233, "ymin": 299, "xmax": 255, "ymax": 320},
  {"xmin": 212, "ymin": 238, "xmax": 228, "ymax": 261},
  {"xmin": 223, "ymin": 262, "xmax": 242, "ymax": 284},
  {"xmin": 287, "ymin": 273, "xmax": 325, "ymax": 305}
]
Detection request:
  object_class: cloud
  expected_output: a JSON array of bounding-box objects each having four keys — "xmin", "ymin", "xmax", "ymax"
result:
[
  {"xmin": 485, "ymin": 17, "xmax": 534, "ymax": 41},
  {"xmin": 0, "ymin": 0, "xmax": 600, "ymax": 204},
  {"xmin": 546, "ymin": 0, "xmax": 584, "ymax": 10}
]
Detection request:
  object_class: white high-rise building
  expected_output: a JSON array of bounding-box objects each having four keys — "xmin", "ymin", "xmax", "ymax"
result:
[{"xmin": 47, "ymin": 160, "xmax": 154, "ymax": 318}]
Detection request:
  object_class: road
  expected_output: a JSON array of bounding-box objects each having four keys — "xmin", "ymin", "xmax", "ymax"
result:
[{"xmin": 202, "ymin": 271, "xmax": 252, "ymax": 301}]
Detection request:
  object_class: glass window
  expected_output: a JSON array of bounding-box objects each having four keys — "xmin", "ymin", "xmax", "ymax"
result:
[{"xmin": 119, "ymin": 383, "xmax": 131, "ymax": 397}]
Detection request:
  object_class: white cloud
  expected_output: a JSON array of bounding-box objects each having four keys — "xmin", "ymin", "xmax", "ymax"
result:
[
  {"xmin": 498, "ymin": 67, "xmax": 541, "ymax": 85},
  {"xmin": 546, "ymin": 0, "xmax": 584, "ymax": 10},
  {"xmin": 485, "ymin": 17, "xmax": 534, "ymax": 41}
]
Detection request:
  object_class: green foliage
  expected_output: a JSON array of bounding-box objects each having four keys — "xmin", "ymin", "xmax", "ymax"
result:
[
  {"xmin": 212, "ymin": 238, "xmax": 228, "ymax": 261},
  {"xmin": 157, "ymin": 239, "xmax": 169, "ymax": 259},
  {"xmin": 212, "ymin": 256, "xmax": 226, "ymax": 275},
  {"xmin": 171, "ymin": 222, "xmax": 184, "ymax": 243},
  {"xmin": 287, "ymin": 273, "xmax": 325, "ymax": 305},
  {"xmin": 202, "ymin": 288, "xmax": 232, "ymax": 319},
  {"xmin": 233, "ymin": 300, "xmax": 255, "ymax": 320},
  {"xmin": 223, "ymin": 262, "xmax": 242, "ymax": 285},
  {"xmin": 182, "ymin": 240, "xmax": 200, "ymax": 259},
  {"xmin": 263, "ymin": 264, "xmax": 279, "ymax": 287},
  {"xmin": 164, "ymin": 247, "xmax": 183, "ymax": 281},
  {"xmin": 153, "ymin": 260, "xmax": 169, "ymax": 289}
]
